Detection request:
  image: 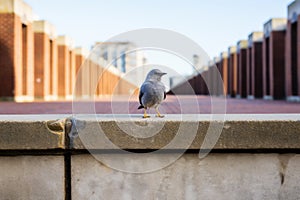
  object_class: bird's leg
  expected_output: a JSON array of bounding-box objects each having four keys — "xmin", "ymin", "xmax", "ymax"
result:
[
  {"xmin": 155, "ymin": 107, "xmax": 164, "ymax": 118},
  {"xmin": 143, "ymin": 108, "xmax": 150, "ymax": 118}
]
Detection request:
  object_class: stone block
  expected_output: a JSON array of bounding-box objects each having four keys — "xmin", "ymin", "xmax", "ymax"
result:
[
  {"xmin": 72, "ymin": 154, "xmax": 281, "ymax": 200},
  {"xmin": 0, "ymin": 156, "xmax": 64, "ymax": 199},
  {"xmin": 72, "ymin": 114, "xmax": 300, "ymax": 150},
  {"xmin": 279, "ymin": 155, "xmax": 300, "ymax": 199},
  {"xmin": 0, "ymin": 115, "xmax": 67, "ymax": 150}
]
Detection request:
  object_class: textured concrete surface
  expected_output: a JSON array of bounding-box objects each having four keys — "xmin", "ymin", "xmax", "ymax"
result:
[
  {"xmin": 279, "ymin": 155, "xmax": 300, "ymax": 199},
  {"xmin": 71, "ymin": 154, "xmax": 296, "ymax": 200},
  {"xmin": 72, "ymin": 114, "xmax": 300, "ymax": 150},
  {"xmin": 0, "ymin": 114, "xmax": 299, "ymax": 150},
  {"xmin": 0, "ymin": 115, "xmax": 68, "ymax": 150},
  {"xmin": 0, "ymin": 156, "xmax": 64, "ymax": 200},
  {"xmin": 1, "ymin": 95, "xmax": 300, "ymax": 114}
]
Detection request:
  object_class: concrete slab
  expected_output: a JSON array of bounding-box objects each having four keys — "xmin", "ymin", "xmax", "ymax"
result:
[
  {"xmin": 0, "ymin": 156, "xmax": 64, "ymax": 200},
  {"xmin": 72, "ymin": 154, "xmax": 282, "ymax": 200},
  {"xmin": 0, "ymin": 115, "xmax": 68, "ymax": 150},
  {"xmin": 71, "ymin": 114, "xmax": 300, "ymax": 150},
  {"xmin": 279, "ymin": 155, "xmax": 300, "ymax": 199},
  {"xmin": 0, "ymin": 114, "xmax": 300, "ymax": 151}
]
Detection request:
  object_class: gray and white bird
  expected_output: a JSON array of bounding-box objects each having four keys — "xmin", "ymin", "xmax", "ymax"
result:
[{"xmin": 138, "ymin": 69, "xmax": 167, "ymax": 118}]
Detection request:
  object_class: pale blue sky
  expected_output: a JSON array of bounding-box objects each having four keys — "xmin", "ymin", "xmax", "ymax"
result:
[{"xmin": 25, "ymin": 0, "xmax": 293, "ymax": 75}]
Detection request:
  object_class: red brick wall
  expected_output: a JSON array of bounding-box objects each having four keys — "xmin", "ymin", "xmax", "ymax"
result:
[
  {"xmin": 238, "ymin": 49, "xmax": 247, "ymax": 98},
  {"xmin": 252, "ymin": 42, "xmax": 263, "ymax": 98},
  {"xmin": 285, "ymin": 21, "xmax": 292, "ymax": 97},
  {"xmin": 97, "ymin": 64, "xmax": 103, "ymax": 96},
  {"xmin": 50, "ymin": 39, "xmax": 58, "ymax": 98},
  {"xmin": 57, "ymin": 45, "xmax": 70, "ymax": 97},
  {"xmin": 89, "ymin": 60, "xmax": 98, "ymax": 96},
  {"xmin": 270, "ymin": 31, "xmax": 286, "ymax": 99},
  {"xmin": 216, "ymin": 61, "xmax": 222, "ymax": 95},
  {"xmin": 69, "ymin": 50, "xmax": 75, "ymax": 96},
  {"xmin": 81, "ymin": 59, "xmax": 90, "ymax": 97},
  {"xmin": 74, "ymin": 54, "xmax": 85, "ymax": 97},
  {"xmin": 298, "ymin": 16, "xmax": 300, "ymax": 95},
  {"xmin": 286, "ymin": 16, "xmax": 300, "ymax": 98},
  {"xmin": 24, "ymin": 23, "xmax": 34, "ymax": 99},
  {"xmin": 229, "ymin": 53, "xmax": 238, "ymax": 97},
  {"xmin": 0, "ymin": 13, "xmax": 21, "ymax": 99},
  {"xmin": 0, "ymin": 13, "xmax": 34, "ymax": 100},
  {"xmin": 34, "ymin": 32, "xmax": 50, "ymax": 98},
  {"xmin": 221, "ymin": 57, "xmax": 228, "ymax": 95},
  {"xmin": 247, "ymin": 47, "xmax": 252, "ymax": 97},
  {"xmin": 263, "ymin": 37, "xmax": 271, "ymax": 97}
]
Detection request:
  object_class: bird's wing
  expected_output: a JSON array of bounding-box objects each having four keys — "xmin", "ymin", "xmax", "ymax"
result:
[
  {"xmin": 139, "ymin": 83, "xmax": 147, "ymax": 106},
  {"xmin": 139, "ymin": 90, "xmax": 144, "ymax": 106}
]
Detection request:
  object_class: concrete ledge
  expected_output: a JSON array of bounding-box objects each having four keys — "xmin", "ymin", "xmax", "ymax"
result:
[
  {"xmin": 57, "ymin": 35, "xmax": 73, "ymax": 47},
  {"xmin": 248, "ymin": 31, "xmax": 263, "ymax": 47},
  {"xmin": 228, "ymin": 46, "xmax": 237, "ymax": 54},
  {"xmin": 74, "ymin": 47, "xmax": 89, "ymax": 57},
  {"xmin": 264, "ymin": 18, "xmax": 287, "ymax": 37},
  {"xmin": 33, "ymin": 20, "xmax": 56, "ymax": 38},
  {"xmin": 0, "ymin": 115, "xmax": 68, "ymax": 150},
  {"xmin": 288, "ymin": 0, "xmax": 300, "ymax": 22},
  {"xmin": 1, "ymin": 114, "xmax": 300, "ymax": 151},
  {"xmin": 220, "ymin": 51, "xmax": 228, "ymax": 59},
  {"xmin": 237, "ymin": 40, "xmax": 248, "ymax": 51},
  {"xmin": 70, "ymin": 114, "xmax": 300, "ymax": 150}
]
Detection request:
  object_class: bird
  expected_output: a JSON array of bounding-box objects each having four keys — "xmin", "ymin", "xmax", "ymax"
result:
[{"xmin": 138, "ymin": 69, "xmax": 167, "ymax": 118}]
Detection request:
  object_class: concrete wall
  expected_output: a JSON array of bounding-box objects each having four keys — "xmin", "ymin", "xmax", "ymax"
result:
[{"xmin": 1, "ymin": 114, "xmax": 300, "ymax": 199}]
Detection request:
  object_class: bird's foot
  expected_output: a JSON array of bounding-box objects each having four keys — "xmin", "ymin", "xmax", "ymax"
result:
[
  {"xmin": 143, "ymin": 115, "xmax": 151, "ymax": 118},
  {"xmin": 156, "ymin": 114, "xmax": 165, "ymax": 118}
]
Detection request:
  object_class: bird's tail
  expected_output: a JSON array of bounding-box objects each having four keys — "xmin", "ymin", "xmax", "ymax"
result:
[{"xmin": 138, "ymin": 105, "xmax": 144, "ymax": 109}]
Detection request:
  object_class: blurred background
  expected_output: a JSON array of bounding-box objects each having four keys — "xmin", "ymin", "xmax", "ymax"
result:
[{"xmin": 0, "ymin": 0, "xmax": 299, "ymax": 114}]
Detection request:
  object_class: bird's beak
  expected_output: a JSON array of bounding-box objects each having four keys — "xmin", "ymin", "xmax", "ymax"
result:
[{"xmin": 161, "ymin": 72, "xmax": 167, "ymax": 76}]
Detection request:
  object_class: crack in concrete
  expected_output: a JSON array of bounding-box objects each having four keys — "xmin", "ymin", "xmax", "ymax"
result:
[
  {"xmin": 65, "ymin": 117, "xmax": 86, "ymax": 149},
  {"xmin": 278, "ymin": 154, "xmax": 294, "ymax": 185}
]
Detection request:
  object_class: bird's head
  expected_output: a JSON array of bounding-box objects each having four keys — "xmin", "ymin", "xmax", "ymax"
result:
[{"xmin": 146, "ymin": 69, "xmax": 167, "ymax": 81}]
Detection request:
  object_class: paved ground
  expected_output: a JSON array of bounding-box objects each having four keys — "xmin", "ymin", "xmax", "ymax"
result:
[{"xmin": 0, "ymin": 95, "xmax": 300, "ymax": 115}]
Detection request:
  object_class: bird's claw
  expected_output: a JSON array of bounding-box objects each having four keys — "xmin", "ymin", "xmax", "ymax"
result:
[
  {"xmin": 156, "ymin": 114, "xmax": 165, "ymax": 118},
  {"xmin": 143, "ymin": 115, "xmax": 151, "ymax": 118}
]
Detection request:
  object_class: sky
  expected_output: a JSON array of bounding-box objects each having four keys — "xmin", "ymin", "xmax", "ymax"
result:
[{"xmin": 25, "ymin": 0, "xmax": 293, "ymax": 75}]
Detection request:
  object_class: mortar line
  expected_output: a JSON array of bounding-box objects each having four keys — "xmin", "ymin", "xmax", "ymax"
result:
[{"xmin": 64, "ymin": 119, "xmax": 72, "ymax": 200}]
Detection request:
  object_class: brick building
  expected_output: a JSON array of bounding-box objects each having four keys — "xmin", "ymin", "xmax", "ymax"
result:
[
  {"xmin": 220, "ymin": 52, "xmax": 229, "ymax": 96},
  {"xmin": 286, "ymin": 0, "xmax": 300, "ymax": 101},
  {"xmin": 0, "ymin": 0, "xmax": 34, "ymax": 101},
  {"xmin": 228, "ymin": 46, "xmax": 238, "ymax": 97},
  {"xmin": 247, "ymin": 32, "xmax": 263, "ymax": 99},
  {"xmin": 0, "ymin": 0, "xmax": 140, "ymax": 102},
  {"xmin": 73, "ymin": 47, "xmax": 89, "ymax": 98},
  {"xmin": 237, "ymin": 40, "xmax": 248, "ymax": 98},
  {"xmin": 214, "ymin": 57, "xmax": 223, "ymax": 96},
  {"xmin": 263, "ymin": 18, "xmax": 287, "ymax": 100},
  {"xmin": 167, "ymin": 0, "xmax": 299, "ymax": 101},
  {"xmin": 56, "ymin": 36, "xmax": 73, "ymax": 99},
  {"xmin": 33, "ymin": 20, "xmax": 56, "ymax": 100}
]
